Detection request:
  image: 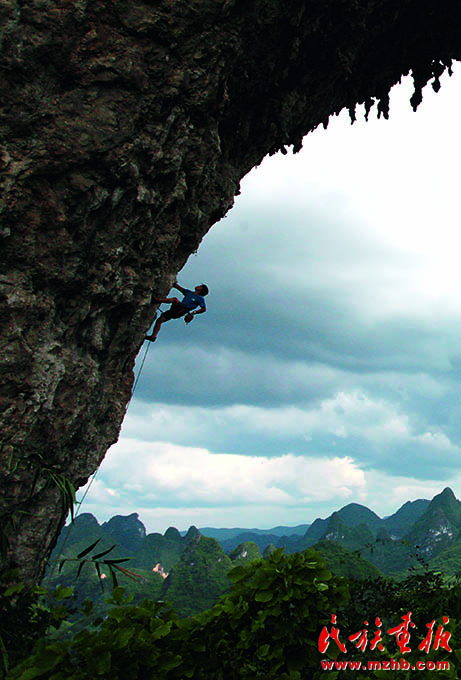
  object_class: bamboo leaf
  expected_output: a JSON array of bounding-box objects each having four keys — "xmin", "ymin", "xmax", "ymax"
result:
[
  {"xmin": 108, "ymin": 565, "xmax": 119, "ymax": 589},
  {"xmin": 77, "ymin": 539, "xmax": 101, "ymax": 559},
  {"xmin": 64, "ymin": 478, "xmax": 76, "ymax": 520},
  {"xmin": 92, "ymin": 544, "xmax": 116, "ymax": 560},
  {"xmin": 65, "ymin": 478, "xmax": 76, "ymax": 502},
  {"xmin": 112, "ymin": 564, "xmax": 144, "ymax": 581},
  {"xmin": 48, "ymin": 472, "xmax": 63, "ymax": 491},
  {"xmin": 76, "ymin": 559, "xmax": 87, "ymax": 579},
  {"xmin": 94, "ymin": 561, "xmax": 104, "ymax": 592}
]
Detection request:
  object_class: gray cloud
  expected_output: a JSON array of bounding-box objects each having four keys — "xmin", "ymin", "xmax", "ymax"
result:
[{"xmin": 97, "ymin": 69, "xmax": 461, "ymax": 529}]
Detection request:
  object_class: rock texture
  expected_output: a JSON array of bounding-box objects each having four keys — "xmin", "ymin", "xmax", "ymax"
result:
[
  {"xmin": 102, "ymin": 512, "xmax": 147, "ymax": 552},
  {"xmin": 1, "ymin": 0, "xmax": 461, "ymax": 584},
  {"xmin": 405, "ymin": 487, "xmax": 461, "ymax": 557}
]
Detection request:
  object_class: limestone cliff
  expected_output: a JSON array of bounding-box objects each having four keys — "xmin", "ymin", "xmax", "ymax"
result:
[{"xmin": 1, "ymin": 0, "xmax": 461, "ymax": 583}]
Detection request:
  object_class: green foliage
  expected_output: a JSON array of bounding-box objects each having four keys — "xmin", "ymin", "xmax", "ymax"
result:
[
  {"xmin": 353, "ymin": 537, "xmax": 418, "ymax": 578},
  {"xmin": 44, "ymin": 471, "xmax": 77, "ymax": 522},
  {"xmin": 7, "ymin": 598, "xmax": 183, "ymax": 680},
  {"xmin": 46, "ymin": 524, "xmax": 224, "ymax": 631},
  {"xmin": 57, "ymin": 538, "xmax": 144, "ymax": 590},
  {"xmin": 161, "ymin": 535, "xmax": 233, "ymax": 617},
  {"xmin": 281, "ymin": 489, "xmax": 461, "ymax": 580},
  {"xmin": 8, "ymin": 546, "xmax": 461, "ymax": 680},
  {"xmin": 134, "ymin": 532, "xmax": 185, "ymax": 571},
  {"xmin": 334, "ymin": 565, "xmax": 461, "ymax": 679},
  {"xmin": 0, "ymin": 570, "xmax": 74, "ymax": 679},
  {"xmin": 45, "ymin": 539, "xmax": 165, "ymax": 637},
  {"xmin": 8, "ymin": 450, "xmax": 78, "ymax": 521},
  {"xmin": 228, "ymin": 541, "xmax": 262, "ymax": 564},
  {"xmin": 313, "ymin": 540, "xmax": 382, "ymax": 580},
  {"xmin": 262, "ymin": 543, "xmax": 277, "ymax": 558},
  {"xmin": 428, "ymin": 538, "xmax": 461, "ymax": 577},
  {"xmin": 0, "ymin": 448, "xmax": 78, "ymax": 566},
  {"xmin": 7, "ymin": 548, "xmax": 349, "ymax": 680},
  {"xmin": 193, "ymin": 548, "xmax": 350, "ymax": 679}
]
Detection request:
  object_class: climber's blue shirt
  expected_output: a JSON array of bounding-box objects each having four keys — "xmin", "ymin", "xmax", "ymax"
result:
[{"xmin": 181, "ymin": 289, "xmax": 206, "ymax": 311}]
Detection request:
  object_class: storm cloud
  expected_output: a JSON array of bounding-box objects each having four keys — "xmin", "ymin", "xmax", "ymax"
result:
[{"xmin": 80, "ymin": 67, "xmax": 461, "ymax": 531}]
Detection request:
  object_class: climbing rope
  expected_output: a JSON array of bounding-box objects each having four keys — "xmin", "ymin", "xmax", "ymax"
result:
[
  {"xmin": 76, "ymin": 339, "xmax": 151, "ymax": 515},
  {"xmin": 50, "ymin": 338, "xmax": 152, "ymax": 572},
  {"xmin": 131, "ymin": 340, "xmax": 151, "ymax": 398},
  {"xmin": 75, "ymin": 339, "xmax": 151, "ymax": 516}
]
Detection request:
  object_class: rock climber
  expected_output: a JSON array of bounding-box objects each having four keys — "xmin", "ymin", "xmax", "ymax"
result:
[{"xmin": 145, "ymin": 281, "xmax": 208, "ymax": 342}]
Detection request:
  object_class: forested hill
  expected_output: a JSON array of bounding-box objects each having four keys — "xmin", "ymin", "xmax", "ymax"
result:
[
  {"xmin": 46, "ymin": 512, "xmax": 379, "ymax": 620},
  {"xmin": 42, "ymin": 487, "xmax": 461, "ymax": 625},
  {"xmin": 277, "ymin": 488, "xmax": 461, "ymax": 577},
  {"xmin": 50, "ymin": 487, "xmax": 461, "ymax": 582}
]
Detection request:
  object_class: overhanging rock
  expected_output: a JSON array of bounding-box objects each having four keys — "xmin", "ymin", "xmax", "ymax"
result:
[{"xmin": 1, "ymin": 0, "xmax": 461, "ymax": 583}]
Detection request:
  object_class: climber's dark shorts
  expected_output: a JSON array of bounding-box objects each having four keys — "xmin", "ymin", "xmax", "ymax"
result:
[{"xmin": 160, "ymin": 302, "xmax": 189, "ymax": 322}]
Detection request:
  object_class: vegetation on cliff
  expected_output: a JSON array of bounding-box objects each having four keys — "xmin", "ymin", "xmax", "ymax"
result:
[
  {"xmin": 4, "ymin": 547, "xmax": 461, "ymax": 680},
  {"xmin": 3, "ymin": 0, "xmax": 461, "ymax": 585}
]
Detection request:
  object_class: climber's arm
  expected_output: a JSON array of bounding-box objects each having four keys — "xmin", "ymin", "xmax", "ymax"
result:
[{"xmin": 173, "ymin": 281, "xmax": 186, "ymax": 294}]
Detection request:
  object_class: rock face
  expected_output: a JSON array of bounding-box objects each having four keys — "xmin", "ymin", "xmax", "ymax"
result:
[
  {"xmin": 405, "ymin": 487, "xmax": 461, "ymax": 557},
  {"xmin": 1, "ymin": 0, "xmax": 461, "ymax": 584},
  {"xmin": 102, "ymin": 512, "xmax": 147, "ymax": 552}
]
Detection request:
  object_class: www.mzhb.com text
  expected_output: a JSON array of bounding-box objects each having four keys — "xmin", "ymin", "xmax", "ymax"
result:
[{"xmin": 321, "ymin": 659, "xmax": 450, "ymax": 671}]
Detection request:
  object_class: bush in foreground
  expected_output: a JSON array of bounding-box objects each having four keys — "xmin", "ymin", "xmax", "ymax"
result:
[{"xmin": 7, "ymin": 548, "xmax": 348, "ymax": 680}]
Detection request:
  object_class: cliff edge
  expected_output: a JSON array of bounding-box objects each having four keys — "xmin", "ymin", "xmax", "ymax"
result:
[{"xmin": 1, "ymin": 0, "xmax": 460, "ymax": 582}]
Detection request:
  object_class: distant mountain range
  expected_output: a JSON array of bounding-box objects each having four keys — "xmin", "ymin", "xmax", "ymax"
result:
[
  {"xmin": 196, "ymin": 496, "xmax": 432, "ymax": 559},
  {"xmin": 46, "ymin": 487, "xmax": 461, "ymax": 619},
  {"xmin": 273, "ymin": 487, "xmax": 461, "ymax": 577},
  {"xmin": 197, "ymin": 524, "xmax": 310, "ymax": 540},
  {"xmin": 197, "ymin": 524, "xmax": 310, "ymax": 552}
]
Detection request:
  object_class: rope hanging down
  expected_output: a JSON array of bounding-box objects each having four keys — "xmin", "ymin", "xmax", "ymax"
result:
[
  {"xmin": 74, "ymin": 339, "xmax": 151, "ymax": 514},
  {"xmin": 50, "ymin": 340, "xmax": 151, "ymax": 571},
  {"xmin": 131, "ymin": 340, "xmax": 150, "ymax": 398},
  {"xmin": 78, "ymin": 339, "xmax": 151, "ymax": 513}
]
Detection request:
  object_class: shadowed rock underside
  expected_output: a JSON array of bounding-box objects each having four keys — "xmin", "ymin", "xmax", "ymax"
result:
[{"xmin": 1, "ymin": 0, "xmax": 461, "ymax": 583}]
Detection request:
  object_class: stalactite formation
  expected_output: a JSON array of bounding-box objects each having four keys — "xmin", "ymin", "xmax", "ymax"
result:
[{"xmin": 1, "ymin": 0, "xmax": 461, "ymax": 583}]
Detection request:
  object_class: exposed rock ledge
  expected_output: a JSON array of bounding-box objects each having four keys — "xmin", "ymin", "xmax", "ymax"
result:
[{"xmin": 1, "ymin": 0, "xmax": 461, "ymax": 583}]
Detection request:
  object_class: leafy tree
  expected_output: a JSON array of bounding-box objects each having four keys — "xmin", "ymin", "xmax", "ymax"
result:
[
  {"xmin": 192, "ymin": 547, "xmax": 349, "ymax": 679},
  {"xmin": 161, "ymin": 535, "xmax": 233, "ymax": 617},
  {"xmin": 0, "ymin": 569, "xmax": 74, "ymax": 679},
  {"xmin": 333, "ymin": 566, "xmax": 461, "ymax": 679},
  {"xmin": 7, "ymin": 548, "xmax": 349, "ymax": 680},
  {"xmin": 7, "ymin": 547, "xmax": 461, "ymax": 680},
  {"xmin": 313, "ymin": 540, "xmax": 382, "ymax": 580}
]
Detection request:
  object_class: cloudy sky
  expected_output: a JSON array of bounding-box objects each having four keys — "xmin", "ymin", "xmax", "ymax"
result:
[{"xmin": 80, "ymin": 65, "xmax": 461, "ymax": 534}]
